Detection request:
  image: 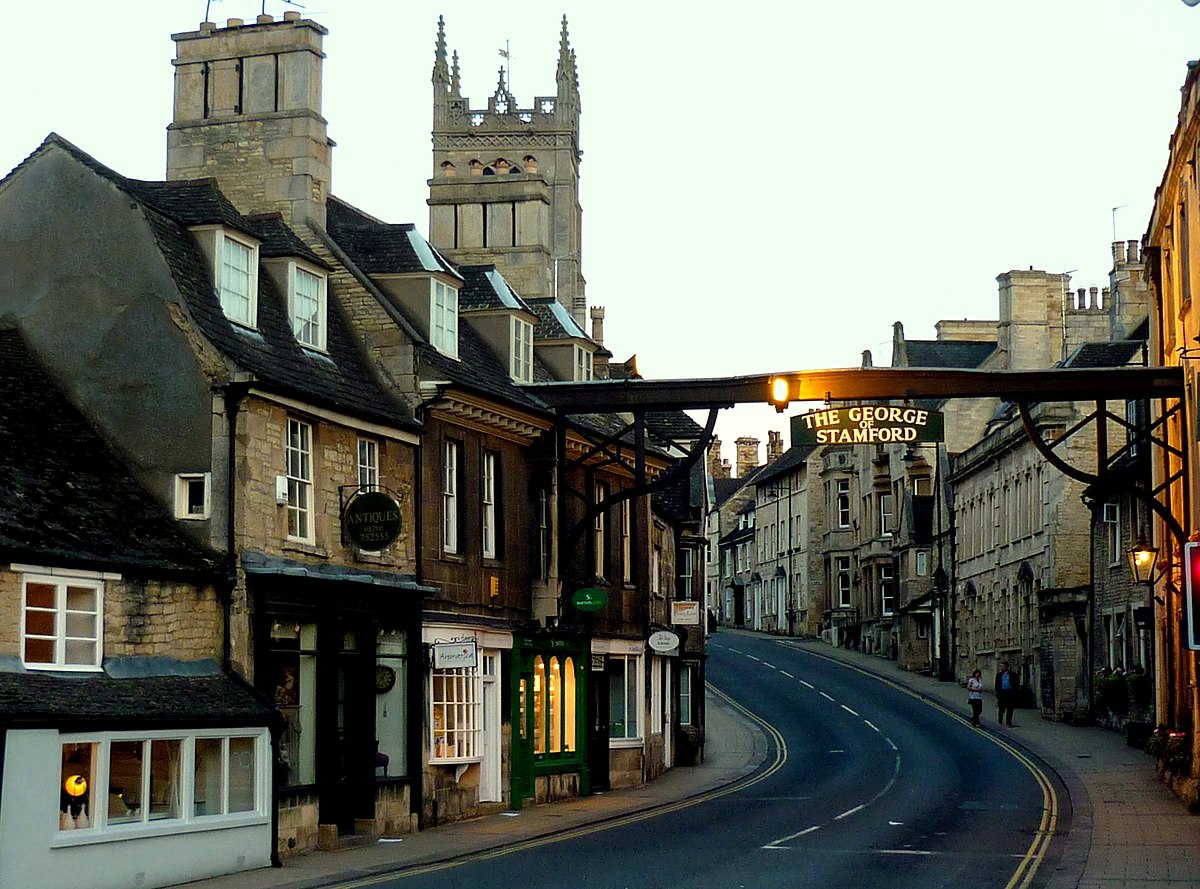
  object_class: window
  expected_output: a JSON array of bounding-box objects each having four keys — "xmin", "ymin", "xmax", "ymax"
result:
[
  {"xmin": 680, "ymin": 548, "xmax": 693, "ymax": 599},
  {"xmin": 650, "ymin": 656, "xmax": 663, "ymax": 734},
  {"xmin": 916, "ymin": 550, "xmax": 929, "ymax": 577},
  {"xmin": 375, "ymin": 629, "xmax": 408, "ymax": 779},
  {"xmin": 880, "ymin": 563, "xmax": 895, "ymax": 616},
  {"xmin": 511, "ymin": 317, "xmax": 533, "ymax": 383},
  {"xmin": 836, "ymin": 480, "xmax": 851, "ymax": 529},
  {"xmin": 532, "ymin": 655, "xmax": 577, "ymax": 757},
  {"xmin": 482, "ymin": 451, "xmax": 498, "ymax": 559},
  {"xmin": 679, "ymin": 665, "xmax": 693, "ymax": 726},
  {"xmin": 286, "ymin": 419, "xmax": 313, "ymax": 542},
  {"xmin": 58, "ymin": 730, "xmax": 266, "ymax": 837},
  {"xmin": 574, "ymin": 345, "xmax": 593, "ymax": 381},
  {"xmin": 22, "ymin": 571, "xmax": 103, "ymax": 670},
  {"xmin": 538, "ymin": 489, "xmax": 551, "ymax": 581},
  {"xmin": 607, "ymin": 655, "xmax": 641, "ymax": 740},
  {"xmin": 357, "ymin": 438, "xmax": 379, "ymax": 490},
  {"xmin": 651, "ymin": 544, "xmax": 662, "ymax": 596},
  {"xmin": 1103, "ymin": 501, "xmax": 1120, "ymax": 564},
  {"xmin": 217, "ymin": 232, "xmax": 257, "ymax": 328},
  {"xmin": 174, "ymin": 473, "xmax": 210, "ymax": 520},
  {"xmin": 289, "ymin": 264, "xmax": 327, "ymax": 350},
  {"xmin": 594, "ymin": 482, "xmax": 609, "ymax": 579},
  {"xmin": 621, "ymin": 498, "xmax": 633, "ymax": 583},
  {"xmin": 431, "ymin": 279, "xmax": 459, "ymax": 358},
  {"xmin": 269, "ymin": 621, "xmax": 317, "ymax": 786},
  {"xmin": 879, "ymin": 492, "xmax": 895, "ymax": 537},
  {"xmin": 836, "ymin": 557, "xmax": 852, "ymax": 609},
  {"xmin": 430, "ymin": 667, "xmax": 480, "ymax": 761},
  {"xmin": 443, "ymin": 440, "xmax": 461, "ymax": 553}
]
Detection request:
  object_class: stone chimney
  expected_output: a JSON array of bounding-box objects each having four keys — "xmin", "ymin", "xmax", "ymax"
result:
[
  {"xmin": 766, "ymin": 430, "xmax": 783, "ymax": 463},
  {"xmin": 167, "ymin": 14, "xmax": 332, "ymax": 230},
  {"xmin": 708, "ymin": 437, "xmax": 730, "ymax": 480},
  {"xmin": 735, "ymin": 437, "xmax": 759, "ymax": 479},
  {"xmin": 589, "ymin": 306, "xmax": 611, "ymax": 378}
]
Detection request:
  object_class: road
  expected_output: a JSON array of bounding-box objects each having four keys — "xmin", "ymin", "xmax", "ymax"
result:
[{"xmin": 335, "ymin": 630, "xmax": 1067, "ymax": 889}]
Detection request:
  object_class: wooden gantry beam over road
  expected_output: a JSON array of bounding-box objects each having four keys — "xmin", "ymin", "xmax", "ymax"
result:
[{"xmin": 524, "ymin": 366, "xmax": 1185, "ymax": 414}]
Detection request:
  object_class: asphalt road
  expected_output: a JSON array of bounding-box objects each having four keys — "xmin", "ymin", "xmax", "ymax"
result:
[{"xmin": 339, "ymin": 630, "xmax": 1067, "ymax": 889}]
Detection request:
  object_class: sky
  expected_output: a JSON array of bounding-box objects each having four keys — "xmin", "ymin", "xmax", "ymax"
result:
[{"xmin": 4, "ymin": 1, "xmax": 1200, "ymax": 471}]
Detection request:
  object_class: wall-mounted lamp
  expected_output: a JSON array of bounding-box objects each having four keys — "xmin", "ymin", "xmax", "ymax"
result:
[{"xmin": 1127, "ymin": 536, "xmax": 1159, "ymax": 585}]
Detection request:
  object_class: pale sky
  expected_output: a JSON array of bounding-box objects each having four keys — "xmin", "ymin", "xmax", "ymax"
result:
[{"xmin": 3, "ymin": 1, "xmax": 1199, "ymax": 470}]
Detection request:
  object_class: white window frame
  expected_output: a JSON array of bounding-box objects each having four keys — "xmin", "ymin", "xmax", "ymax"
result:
[
  {"xmin": 680, "ymin": 548, "xmax": 693, "ymax": 599},
  {"xmin": 443, "ymin": 440, "xmax": 460, "ymax": 553},
  {"xmin": 836, "ymin": 479, "xmax": 851, "ymax": 529},
  {"xmin": 21, "ymin": 570, "xmax": 105, "ymax": 671},
  {"xmin": 429, "ymin": 666, "xmax": 481, "ymax": 763},
  {"xmin": 916, "ymin": 550, "xmax": 929, "ymax": 577},
  {"xmin": 286, "ymin": 418, "xmax": 314, "ymax": 543},
  {"xmin": 650, "ymin": 656, "xmax": 663, "ymax": 734},
  {"xmin": 621, "ymin": 498, "xmax": 633, "ymax": 583},
  {"xmin": 174, "ymin": 472, "xmax": 211, "ymax": 520},
  {"xmin": 880, "ymin": 563, "xmax": 895, "ymax": 616},
  {"xmin": 431, "ymin": 279, "xmax": 459, "ymax": 359},
  {"xmin": 216, "ymin": 230, "xmax": 258, "ymax": 329},
  {"xmin": 607, "ymin": 654, "xmax": 643, "ymax": 744},
  {"xmin": 879, "ymin": 492, "xmax": 895, "ymax": 538},
  {"xmin": 679, "ymin": 665, "xmax": 693, "ymax": 726},
  {"xmin": 510, "ymin": 316, "xmax": 534, "ymax": 383},
  {"xmin": 288, "ymin": 262, "xmax": 327, "ymax": 351},
  {"xmin": 357, "ymin": 438, "xmax": 379, "ymax": 491},
  {"xmin": 482, "ymin": 451, "xmax": 497, "ymax": 559},
  {"xmin": 54, "ymin": 728, "xmax": 269, "ymax": 845},
  {"xmin": 574, "ymin": 345, "xmax": 593, "ymax": 381},
  {"xmin": 1103, "ymin": 501, "xmax": 1120, "ymax": 565},
  {"xmin": 836, "ymin": 556, "xmax": 852, "ymax": 609},
  {"xmin": 594, "ymin": 482, "xmax": 608, "ymax": 580}
]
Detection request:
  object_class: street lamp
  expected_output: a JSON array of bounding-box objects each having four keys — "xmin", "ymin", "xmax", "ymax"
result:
[{"xmin": 1127, "ymin": 536, "xmax": 1159, "ymax": 585}]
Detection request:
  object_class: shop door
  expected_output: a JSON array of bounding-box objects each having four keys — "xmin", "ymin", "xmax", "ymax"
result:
[
  {"xmin": 587, "ymin": 658, "xmax": 610, "ymax": 791},
  {"xmin": 510, "ymin": 667, "xmax": 535, "ymax": 807},
  {"xmin": 326, "ymin": 626, "xmax": 375, "ymax": 834}
]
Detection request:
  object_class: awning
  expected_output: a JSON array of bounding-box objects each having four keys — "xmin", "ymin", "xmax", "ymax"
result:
[{"xmin": 242, "ymin": 550, "xmax": 438, "ymax": 593}]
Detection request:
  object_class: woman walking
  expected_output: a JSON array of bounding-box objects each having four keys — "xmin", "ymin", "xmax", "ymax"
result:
[{"xmin": 967, "ymin": 669, "xmax": 984, "ymax": 726}]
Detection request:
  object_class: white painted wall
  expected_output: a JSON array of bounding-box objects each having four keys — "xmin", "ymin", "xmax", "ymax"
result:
[{"xmin": 0, "ymin": 730, "xmax": 272, "ymax": 889}]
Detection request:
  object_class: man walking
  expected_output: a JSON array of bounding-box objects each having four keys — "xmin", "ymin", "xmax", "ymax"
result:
[{"xmin": 995, "ymin": 661, "xmax": 1018, "ymax": 726}]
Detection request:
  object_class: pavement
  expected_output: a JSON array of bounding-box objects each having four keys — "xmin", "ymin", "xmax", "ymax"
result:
[{"xmin": 175, "ymin": 633, "xmax": 1200, "ymax": 889}]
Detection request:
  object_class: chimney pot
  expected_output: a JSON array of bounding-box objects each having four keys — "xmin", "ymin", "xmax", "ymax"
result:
[
  {"xmin": 1089, "ymin": 286, "xmax": 1099, "ymax": 309},
  {"xmin": 1127, "ymin": 239, "xmax": 1140, "ymax": 263},
  {"xmin": 226, "ymin": 17, "xmax": 244, "ymax": 28},
  {"xmin": 283, "ymin": 10, "xmax": 301, "ymax": 21},
  {"xmin": 257, "ymin": 14, "xmax": 274, "ymax": 23},
  {"xmin": 200, "ymin": 21, "xmax": 216, "ymax": 33},
  {"xmin": 1112, "ymin": 240, "xmax": 1126, "ymax": 265}
]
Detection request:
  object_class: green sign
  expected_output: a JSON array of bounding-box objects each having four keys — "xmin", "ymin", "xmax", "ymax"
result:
[
  {"xmin": 344, "ymin": 490, "xmax": 403, "ymax": 549},
  {"xmin": 571, "ymin": 587, "xmax": 608, "ymax": 612},
  {"xmin": 792, "ymin": 405, "xmax": 944, "ymax": 446}
]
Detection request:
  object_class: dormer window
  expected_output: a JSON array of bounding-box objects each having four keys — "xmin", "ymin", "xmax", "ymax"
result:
[
  {"xmin": 289, "ymin": 263, "xmax": 327, "ymax": 351},
  {"xmin": 511, "ymin": 317, "xmax": 533, "ymax": 383},
  {"xmin": 217, "ymin": 231, "xmax": 258, "ymax": 328},
  {"xmin": 431, "ymin": 279, "xmax": 459, "ymax": 359},
  {"xmin": 574, "ymin": 345, "xmax": 593, "ymax": 381}
]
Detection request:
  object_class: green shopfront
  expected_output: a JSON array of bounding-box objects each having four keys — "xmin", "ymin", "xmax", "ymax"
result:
[{"xmin": 509, "ymin": 633, "xmax": 589, "ymax": 807}]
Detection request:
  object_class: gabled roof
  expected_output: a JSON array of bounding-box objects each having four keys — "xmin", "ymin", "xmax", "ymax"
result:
[
  {"xmin": 458, "ymin": 264, "xmax": 531, "ymax": 312},
  {"xmin": 903, "ymin": 339, "xmax": 997, "ymax": 369},
  {"xmin": 753, "ymin": 444, "xmax": 817, "ymax": 486},
  {"xmin": 16, "ymin": 134, "xmax": 416, "ymax": 430},
  {"xmin": 0, "ymin": 328, "xmax": 219, "ymax": 576},
  {"xmin": 249, "ymin": 212, "xmax": 329, "ymax": 268},
  {"xmin": 327, "ymin": 196, "xmax": 461, "ymax": 279},
  {"xmin": 713, "ymin": 477, "xmax": 747, "ymax": 507},
  {"xmin": 1063, "ymin": 340, "xmax": 1144, "ymax": 369},
  {"xmin": 525, "ymin": 297, "xmax": 591, "ymax": 341}
]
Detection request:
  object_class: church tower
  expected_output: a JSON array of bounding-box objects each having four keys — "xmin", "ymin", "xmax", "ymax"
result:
[{"xmin": 428, "ymin": 17, "xmax": 586, "ymax": 325}]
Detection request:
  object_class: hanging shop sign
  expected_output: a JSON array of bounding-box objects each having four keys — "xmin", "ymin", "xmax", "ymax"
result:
[
  {"xmin": 791, "ymin": 405, "xmax": 944, "ymax": 446},
  {"xmin": 648, "ymin": 630, "xmax": 680, "ymax": 654},
  {"xmin": 432, "ymin": 640, "xmax": 478, "ymax": 669},
  {"xmin": 571, "ymin": 586, "xmax": 608, "ymax": 613},
  {"xmin": 343, "ymin": 490, "xmax": 403, "ymax": 549},
  {"xmin": 670, "ymin": 601, "xmax": 701, "ymax": 626}
]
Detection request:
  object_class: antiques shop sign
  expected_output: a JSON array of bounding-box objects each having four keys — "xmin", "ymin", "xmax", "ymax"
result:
[
  {"xmin": 344, "ymin": 490, "xmax": 403, "ymax": 549},
  {"xmin": 792, "ymin": 405, "xmax": 944, "ymax": 445}
]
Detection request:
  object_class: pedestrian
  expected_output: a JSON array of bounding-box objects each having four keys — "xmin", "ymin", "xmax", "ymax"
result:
[
  {"xmin": 967, "ymin": 669, "xmax": 984, "ymax": 726},
  {"xmin": 995, "ymin": 660, "xmax": 1018, "ymax": 726}
]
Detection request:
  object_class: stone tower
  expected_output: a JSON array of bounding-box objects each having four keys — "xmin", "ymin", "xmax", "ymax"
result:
[
  {"xmin": 427, "ymin": 16, "xmax": 586, "ymax": 325},
  {"xmin": 166, "ymin": 12, "xmax": 332, "ymax": 230}
]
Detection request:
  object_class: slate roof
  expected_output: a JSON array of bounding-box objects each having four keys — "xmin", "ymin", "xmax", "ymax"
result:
[
  {"xmin": 713, "ymin": 477, "xmax": 747, "ymax": 507},
  {"xmin": 457, "ymin": 264, "xmax": 530, "ymax": 312},
  {"xmin": 525, "ymin": 297, "xmax": 591, "ymax": 341},
  {"xmin": 0, "ymin": 667, "xmax": 275, "ymax": 729},
  {"xmin": 21, "ymin": 134, "xmax": 416, "ymax": 431},
  {"xmin": 1063, "ymin": 340, "xmax": 1144, "ymax": 369},
  {"xmin": 0, "ymin": 328, "xmax": 220, "ymax": 576},
  {"xmin": 903, "ymin": 339, "xmax": 997, "ymax": 369},
  {"xmin": 327, "ymin": 196, "xmax": 460, "ymax": 279},
  {"xmin": 753, "ymin": 444, "xmax": 817, "ymax": 486}
]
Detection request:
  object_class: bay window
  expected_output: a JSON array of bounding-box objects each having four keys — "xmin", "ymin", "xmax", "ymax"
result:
[{"xmin": 430, "ymin": 666, "xmax": 480, "ymax": 762}]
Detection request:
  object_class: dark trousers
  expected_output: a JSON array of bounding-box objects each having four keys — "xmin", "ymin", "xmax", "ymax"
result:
[
  {"xmin": 969, "ymin": 698, "xmax": 982, "ymax": 725},
  {"xmin": 997, "ymin": 690, "xmax": 1015, "ymax": 725}
]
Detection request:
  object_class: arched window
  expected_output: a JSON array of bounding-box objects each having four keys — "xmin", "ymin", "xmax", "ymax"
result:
[
  {"xmin": 441, "ymin": 161, "xmax": 457, "ymax": 178},
  {"xmin": 469, "ymin": 159, "xmax": 484, "ymax": 176},
  {"xmin": 523, "ymin": 155, "xmax": 539, "ymax": 174}
]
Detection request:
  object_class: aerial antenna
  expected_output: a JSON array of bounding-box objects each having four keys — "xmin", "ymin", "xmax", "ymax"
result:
[{"xmin": 1112, "ymin": 204, "xmax": 1129, "ymax": 241}]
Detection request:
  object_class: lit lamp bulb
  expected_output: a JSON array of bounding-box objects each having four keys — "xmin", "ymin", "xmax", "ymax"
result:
[
  {"xmin": 64, "ymin": 775, "xmax": 87, "ymax": 797},
  {"xmin": 769, "ymin": 377, "xmax": 791, "ymax": 412}
]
